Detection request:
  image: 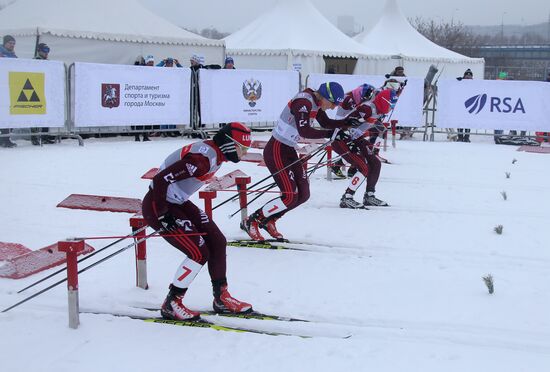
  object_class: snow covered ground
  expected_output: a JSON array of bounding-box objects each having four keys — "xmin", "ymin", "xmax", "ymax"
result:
[{"xmin": 1, "ymin": 133, "xmax": 549, "ymax": 372}]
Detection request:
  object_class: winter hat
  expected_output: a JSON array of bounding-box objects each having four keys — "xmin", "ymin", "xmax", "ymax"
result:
[
  {"xmin": 463, "ymin": 69, "xmax": 473, "ymax": 77},
  {"xmin": 37, "ymin": 43, "xmax": 50, "ymax": 53},
  {"xmin": 318, "ymin": 82, "xmax": 345, "ymax": 105},
  {"xmin": 213, "ymin": 122, "xmax": 252, "ymax": 163},
  {"xmin": 190, "ymin": 54, "xmax": 201, "ymax": 64},
  {"xmin": 144, "ymin": 55, "xmax": 154, "ymax": 64},
  {"xmin": 224, "ymin": 56, "xmax": 234, "ymax": 65},
  {"xmin": 351, "ymin": 83, "xmax": 375, "ymax": 104},
  {"xmin": 373, "ymin": 89, "xmax": 398, "ymax": 115},
  {"xmin": 3, "ymin": 35, "xmax": 15, "ymax": 44}
]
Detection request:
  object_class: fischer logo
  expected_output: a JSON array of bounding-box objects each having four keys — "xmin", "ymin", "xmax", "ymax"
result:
[{"xmin": 464, "ymin": 93, "xmax": 525, "ymax": 114}]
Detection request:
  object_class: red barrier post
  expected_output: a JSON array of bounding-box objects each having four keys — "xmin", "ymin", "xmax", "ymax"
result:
[
  {"xmin": 130, "ymin": 215, "xmax": 148, "ymax": 290},
  {"xmin": 235, "ymin": 176, "xmax": 252, "ymax": 223},
  {"xmin": 199, "ymin": 190, "xmax": 217, "ymax": 220},
  {"xmin": 58, "ymin": 240, "xmax": 85, "ymax": 329},
  {"xmin": 391, "ymin": 120, "xmax": 398, "ymax": 148}
]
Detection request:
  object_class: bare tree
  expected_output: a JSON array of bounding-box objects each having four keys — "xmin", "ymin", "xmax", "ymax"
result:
[{"xmin": 410, "ymin": 17, "xmax": 483, "ymax": 54}]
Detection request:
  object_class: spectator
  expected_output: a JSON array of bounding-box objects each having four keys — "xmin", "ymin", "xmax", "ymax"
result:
[
  {"xmin": 384, "ymin": 66, "xmax": 411, "ymax": 140},
  {"xmin": 223, "ymin": 56, "xmax": 235, "ymax": 69},
  {"xmin": 189, "ymin": 53, "xmax": 220, "ymax": 133},
  {"xmin": 456, "ymin": 69, "xmax": 473, "ymax": 142},
  {"xmin": 131, "ymin": 55, "xmax": 154, "ymax": 141},
  {"xmin": 190, "ymin": 53, "xmax": 221, "ymax": 71},
  {"xmin": 134, "ymin": 55, "xmax": 144, "ymax": 66},
  {"xmin": 158, "ymin": 57, "xmax": 182, "ymax": 137},
  {"xmin": 30, "ymin": 43, "xmax": 55, "ymax": 145},
  {"xmin": 0, "ymin": 35, "xmax": 18, "ymax": 148},
  {"xmin": 157, "ymin": 57, "xmax": 182, "ymax": 68},
  {"xmin": 0, "ymin": 34, "xmax": 17, "ymax": 58},
  {"xmin": 190, "ymin": 54, "xmax": 202, "ymax": 70},
  {"xmin": 144, "ymin": 54, "xmax": 155, "ymax": 67},
  {"xmin": 385, "ymin": 66, "xmax": 405, "ymax": 79}
]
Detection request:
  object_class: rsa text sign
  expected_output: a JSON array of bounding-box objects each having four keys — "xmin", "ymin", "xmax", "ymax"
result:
[{"xmin": 437, "ymin": 79, "xmax": 550, "ymax": 131}]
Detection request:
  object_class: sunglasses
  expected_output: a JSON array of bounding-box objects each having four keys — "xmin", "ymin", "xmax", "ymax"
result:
[{"xmin": 40, "ymin": 47, "xmax": 50, "ymax": 53}]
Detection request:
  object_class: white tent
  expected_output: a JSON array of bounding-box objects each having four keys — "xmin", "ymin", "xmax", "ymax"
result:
[
  {"xmin": 354, "ymin": 0, "xmax": 485, "ymax": 79},
  {"xmin": 0, "ymin": 0, "xmax": 225, "ymax": 66},
  {"xmin": 224, "ymin": 0, "xmax": 390, "ymax": 83}
]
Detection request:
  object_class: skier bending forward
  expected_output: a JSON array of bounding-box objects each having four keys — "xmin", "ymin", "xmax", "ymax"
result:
[
  {"xmin": 142, "ymin": 122, "xmax": 253, "ymax": 320},
  {"xmin": 241, "ymin": 82, "xmax": 353, "ymax": 241},
  {"xmin": 333, "ymin": 86, "xmax": 398, "ymax": 208}
]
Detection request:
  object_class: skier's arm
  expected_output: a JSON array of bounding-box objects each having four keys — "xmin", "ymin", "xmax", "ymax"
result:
[
  {"xmin": 315, "ymin": 110, "xmax": 349, "ymax": 129},
  {"xmin": 290, "ymin": 98, "xmax": 333, "ymax": 139},
  {"xmin": 151, "ymin": 154, "xmax": 210, "ymax": 215}
]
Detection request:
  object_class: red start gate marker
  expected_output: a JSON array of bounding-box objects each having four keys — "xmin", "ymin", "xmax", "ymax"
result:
[
  {"xmin": 0, "ymin": 241, "xmax": 94, "ymax": 279},
  {"xmin": 57, "ymin": 194, "xmax": 142, "ymax": 214}
]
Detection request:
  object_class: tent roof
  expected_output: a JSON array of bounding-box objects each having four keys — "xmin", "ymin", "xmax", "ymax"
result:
[
  {"xmin": 354, "ymin": 0, "xmax": 483, "ymax": 63},
  {"xmin": 224, "ymin": 0, "xmax": 380, "ymax": 58},
  {"xmin": 0, "ymin": 0, "xmax": 223, "ymax": 47}
]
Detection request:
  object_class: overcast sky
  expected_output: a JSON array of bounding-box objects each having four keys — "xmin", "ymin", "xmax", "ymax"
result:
[{"xmin": 140, "ymin": 0, "xmax": 549, "ymax": 33}]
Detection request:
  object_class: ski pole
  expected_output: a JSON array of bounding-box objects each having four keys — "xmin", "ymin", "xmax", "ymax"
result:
[
  {"xmin": 250, "ymin": 149, "xmax": 331, "ymax": 197},
  {"xmin": 212, "ymin": 135, "xmax": 336, "ymax": 211},
  {"xmin": 228, "ymin": 149, "xmax": 344, "ymax": 218},
  {"xmin": 16, "ymin": 225, "xmax": 149, "ymax": 294},
  {"xmin": 3, "ymin": 229, "xmax": 159, "ymax": 313}
]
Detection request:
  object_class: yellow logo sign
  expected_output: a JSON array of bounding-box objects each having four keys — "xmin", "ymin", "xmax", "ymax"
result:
[{"xmin": 9, "ymin": 72, "xmax": 46, "ymax": 115}]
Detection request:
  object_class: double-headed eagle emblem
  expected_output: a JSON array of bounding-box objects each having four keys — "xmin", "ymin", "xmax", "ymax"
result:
[{"xmin": 242, "ymin": 78, "xmax": 262, "ymax": 107}]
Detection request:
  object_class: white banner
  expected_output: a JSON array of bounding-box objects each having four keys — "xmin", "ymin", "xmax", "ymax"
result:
[
  {"xmin": 199, "ymin": 69, "xmax": 300, "ymax": 123},
  {"xmin": 0, "ymin": 58, "xmax": 65, "ymax": 129},
  {"xmin": 437, "ymin": 79, "xmax": 550, "ymax": 131},
  {"xmin": 74, "ymin": 62, "xmax": 191, "ymax": 127},
  {"xmin": 306, "ymin": 73, "xmax": 424, "ymax": 126}
]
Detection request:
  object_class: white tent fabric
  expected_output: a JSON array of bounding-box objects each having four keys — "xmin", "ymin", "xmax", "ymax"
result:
[
  {"xmin": 224, "ymin": 0, "xmax": 390, "ymax": 82},
  {"xmin": 0, "ymin": 0, "xmax": 225, "ymax": 66},
  {"xmin": 354, "ymin": 0, "xmax": 485, "ymax": 79}
]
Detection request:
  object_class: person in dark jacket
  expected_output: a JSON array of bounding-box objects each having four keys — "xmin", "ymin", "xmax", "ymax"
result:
[
  {"xmin": 456, "ymin": 69, "xmax": 473, "ymax": 142},
  {"xmin": 0, "ymin": 35, "xmax": 18, "ymax": 148},
  {"xmin": 31, "ymin": 43, "xmax": 55, "ymax": 145}
]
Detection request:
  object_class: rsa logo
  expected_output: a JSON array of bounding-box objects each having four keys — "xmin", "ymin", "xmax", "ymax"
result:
[{"xmin": 464, "ymin": 94, "xmax": 525, "ymax": 114}]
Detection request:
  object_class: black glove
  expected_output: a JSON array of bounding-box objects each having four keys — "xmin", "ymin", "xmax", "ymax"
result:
[
  {"xmin": 158, "ymin": 213, "xmax": 178, "ymax": 231},
  {"xmin": 345, "ymin": 118, "xmax": 362, "ymax": 128},
  {"xmin": 401, "ymin": 79, "xmax": 408, "ymax": 87},
  {"xmin": 335, "ymin": 131, "xmax": 351, "ymax": 141}
]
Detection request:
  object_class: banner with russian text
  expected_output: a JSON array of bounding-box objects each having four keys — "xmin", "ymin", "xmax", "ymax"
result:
[
  {"xmin": 74, "ymin": 62, "xmax": 190, "ymax": 127},
  {"xmin": 0, "ymin": 58, "xmax": 65, "ymax": 128},
  {"xmin": 306, "ymin": 73, "xmax": 424, "ymax": 126},
  {"xmin": 437, "ymin": 79, "xmax": 550, "ymax": 131},
  {"xmin": 199, "ymin": 69, "xmax": 300, "ymax": 124}
]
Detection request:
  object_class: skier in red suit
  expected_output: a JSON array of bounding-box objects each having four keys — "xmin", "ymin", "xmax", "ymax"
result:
[
  {"xmin": 241, "ymin": 82, "xmax": 353, "ymax": 241},
  {"xmin": 142, "ymin": 122, "xmax": 253, "ymax": 320}
]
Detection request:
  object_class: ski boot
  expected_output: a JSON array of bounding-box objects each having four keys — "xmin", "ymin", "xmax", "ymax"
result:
[
  {"xmin": 160, "ymin": 285, "xmax": 200, "ymax": 321},
  {"xmin": 331, "ymin": 159, "xmax": 346, "ymax": 179},
  {"xmin": 339, "ymin": 193, "xmax": 366, "ymax": 209},
  {"xmin": 261, "ymin": 217, "xmax": 285, "ymax": 241},
  {"xmin": 347, "ymin": 166, "xmax": 357, "ymax": 178},
  {"xmin": 240, "ymin": 211, "xmax": 266, "ymax": 241},
  {"xmin": 363, "ymin": 191, "xmax": 389, "ymax": 207},
  {"xmin": 213, "ymin": 285, "xmax": 252, "ymax": 314}
]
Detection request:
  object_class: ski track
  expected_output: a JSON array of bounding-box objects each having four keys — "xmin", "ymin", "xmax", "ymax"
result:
[
  {"xmin": 78, "ymin": 304, "xmax": 550, "ymax": 355},
  {"xmin": 2, "ymin": 135, "xmax": 549, "ymax": 370}
]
